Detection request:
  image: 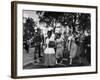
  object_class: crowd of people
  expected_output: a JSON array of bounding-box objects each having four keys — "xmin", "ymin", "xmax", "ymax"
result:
[
  {"xmin": 23, "ymin": 11, "xmax": 91, "ymax": 67},
  {"xmin": 23, "ymin": 21, "xmax": 91, "ymax": 67}
]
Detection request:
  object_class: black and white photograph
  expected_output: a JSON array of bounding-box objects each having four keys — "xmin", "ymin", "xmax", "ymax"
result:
[
  {"xmin": 11, "ymin": 1, "xmax": 97, "ymax": 78},
  {"xmin": 23, "ymin": 10, "xmax": 91, "ymax": 69}
]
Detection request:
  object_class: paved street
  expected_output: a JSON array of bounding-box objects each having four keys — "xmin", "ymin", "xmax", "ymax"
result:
[{"xmin": 23, "ymin": 48, "xmax": 90, "ymax": 69}]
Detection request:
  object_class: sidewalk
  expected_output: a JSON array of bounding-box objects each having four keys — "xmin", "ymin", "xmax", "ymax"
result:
[{"xmin": 23, "ymin": 48, "xmax": 35, "ymax": 67}]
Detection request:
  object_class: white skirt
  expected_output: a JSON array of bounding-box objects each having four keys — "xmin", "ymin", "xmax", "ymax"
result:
[{"xmin": 44, "ymin": 47, "xmax": 55, "ymax": 54}]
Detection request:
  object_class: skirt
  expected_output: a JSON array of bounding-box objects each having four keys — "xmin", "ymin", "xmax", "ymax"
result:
[
  {"xmin": 56, "ymin": 47, "xmax": 63, "ymax": 58},
  {"xmin": 44, "ymin": 47, "xmax": 55, "ymax": 54},
  {"xmin": 69, "ymin": 42, "xmax": 78, "ymax": 59},
  {"xmin": 44, "ymin": 54, "xmax": 56, "ymax": 66}
]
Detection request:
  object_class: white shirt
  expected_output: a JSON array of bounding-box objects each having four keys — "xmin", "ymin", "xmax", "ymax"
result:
[{"xmin": 44, "ymin": 34, "xmax": 55, "ymax": 54}]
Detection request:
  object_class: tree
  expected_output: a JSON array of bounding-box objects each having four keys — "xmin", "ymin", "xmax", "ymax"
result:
[{"xmin": 23, "ymin": 18, "xmax": 35, "ymax": 41}]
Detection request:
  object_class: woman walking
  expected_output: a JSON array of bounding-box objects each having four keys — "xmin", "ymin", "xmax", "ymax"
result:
[
  {"xmin": 68, "ymin": 34, "xmax": 78, "ymax": 65},
  {"xmin": 44, "ymin": 30, "xmax": 56, "ymax": 67},
  {"xmin": 56, "ymin": 33, "xmax": 64, "ymax": 64}
]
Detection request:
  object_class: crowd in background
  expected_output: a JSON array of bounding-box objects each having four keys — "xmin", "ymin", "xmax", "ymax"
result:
[{"xmin": 23, "ymin": 11, "xmax": 91, "ymax": 67}]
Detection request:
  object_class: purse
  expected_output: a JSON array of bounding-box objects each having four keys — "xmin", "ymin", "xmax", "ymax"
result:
[{"xmin": 48, "ymin": 41, "xmax": 55, "ymax": 48}]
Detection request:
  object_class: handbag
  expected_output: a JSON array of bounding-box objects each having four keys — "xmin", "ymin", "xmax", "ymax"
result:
[{"xmin": 48, "ymin": 41, "xmax": 55, "ymax": 48}]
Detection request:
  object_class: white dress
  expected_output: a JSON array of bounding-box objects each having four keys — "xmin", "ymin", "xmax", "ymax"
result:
[
  {"xmin": 44, "ymin": 34, "xmax": 55, "ymax": 54},
  {"xmin": 56, "ymin": 37, "xmax": 63, "ymax": 58},
  {"xmin": 44, "ymin": 33, "xmax": 56, "ymax": 66}
]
